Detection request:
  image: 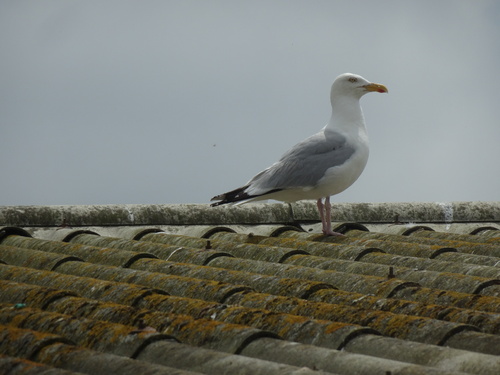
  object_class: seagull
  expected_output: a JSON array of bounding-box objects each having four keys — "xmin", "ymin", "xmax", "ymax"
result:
[{"xmin": 211, "ymin": 73, "xmax": 388, "ymax": 236}]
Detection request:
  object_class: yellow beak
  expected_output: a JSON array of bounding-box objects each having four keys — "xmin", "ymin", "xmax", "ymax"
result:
[{"xmin": 363, "ymin": 83, "xmax": 388, "ymax": 93}]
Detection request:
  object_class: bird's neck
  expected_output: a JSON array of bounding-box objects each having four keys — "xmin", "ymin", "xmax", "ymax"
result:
[{"xmin": 326, "ymin": 96, "xmax": 366, "ymax": 134}]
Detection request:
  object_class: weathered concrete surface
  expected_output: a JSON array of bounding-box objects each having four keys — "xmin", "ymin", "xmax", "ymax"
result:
[{"xmin": 1, "ymin": 202, "xmax": 499, "ymax": 228}]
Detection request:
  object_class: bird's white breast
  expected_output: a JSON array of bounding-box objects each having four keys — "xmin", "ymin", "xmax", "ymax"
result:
[{"xmin": 316, "ymin": 139, "xmax": 369, "ymax": 197}]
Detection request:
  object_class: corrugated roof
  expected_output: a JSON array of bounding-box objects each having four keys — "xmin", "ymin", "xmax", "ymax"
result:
[{"xmin": 0, "ymin": 201, "xmax": 499, "ymax": 375}]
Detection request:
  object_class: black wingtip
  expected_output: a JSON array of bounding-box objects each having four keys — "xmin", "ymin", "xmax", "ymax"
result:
[
  {"xmin": 210, "ymin": 185, "xmax": 252, "ymax": 207},
  {"xmin": 210, "ymin": 186, "xmax": 284, "ymax": 207}
]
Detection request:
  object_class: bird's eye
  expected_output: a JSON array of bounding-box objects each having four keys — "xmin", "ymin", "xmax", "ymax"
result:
[{"xmin": 348, "ymin": 77, "xmax": 357, "ymax": 83}]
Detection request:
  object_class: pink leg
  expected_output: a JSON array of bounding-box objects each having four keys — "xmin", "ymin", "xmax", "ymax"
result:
[
  {"xmin": 316, "ymin": 198, "xmax": 326, "ymax": 230},
  {"xmin": 324, "ymin": 196, "xmax": 333, "ymax": 234},
  {"xmin": 317, "ymin": 197, "xmax": 344, "ymax": 236}
]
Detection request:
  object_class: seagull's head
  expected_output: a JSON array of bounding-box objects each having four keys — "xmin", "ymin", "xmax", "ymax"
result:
[{"xmin": 331, "ymin": 73, "xmax": 388, "ymax": 102}]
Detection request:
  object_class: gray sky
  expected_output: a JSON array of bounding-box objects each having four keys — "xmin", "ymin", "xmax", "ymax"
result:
[{"xmin": 1, "ymin": 1, "xmax": 499, "ymax": 206}]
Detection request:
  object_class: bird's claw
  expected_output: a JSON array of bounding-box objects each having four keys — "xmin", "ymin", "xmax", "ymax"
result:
[{"xmin": 322, "ymin": 229, "xmax": 346, "ymax": 237}]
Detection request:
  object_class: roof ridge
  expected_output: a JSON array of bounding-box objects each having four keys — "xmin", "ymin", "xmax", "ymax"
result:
[{"xmin": 0, "ymin": 201, "xmax": 499, "ymax": 227}]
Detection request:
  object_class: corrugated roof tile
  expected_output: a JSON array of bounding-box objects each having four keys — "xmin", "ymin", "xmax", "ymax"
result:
[
  {"xmin": 1, "ymin": 202, "xmax": 500, "ymax": 375},
  {"xmin": 0, "ymin": 354, "xmax": 85, "ymax": 375},
  {"xmin": 0, "ymin": 304, "xmax": 333, "ymax": 375}
]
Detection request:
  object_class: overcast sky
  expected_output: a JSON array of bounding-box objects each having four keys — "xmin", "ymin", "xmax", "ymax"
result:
[{"xmin": 1, "ymin": 1, "xmax": 499, "ymax": 207}]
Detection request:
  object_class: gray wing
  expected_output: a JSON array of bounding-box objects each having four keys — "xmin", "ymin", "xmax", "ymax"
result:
[{"xmin": 247, "ymin": 130, "xmax": 355, "ymax": 194}]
